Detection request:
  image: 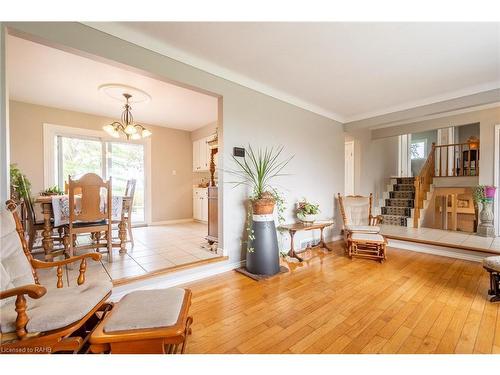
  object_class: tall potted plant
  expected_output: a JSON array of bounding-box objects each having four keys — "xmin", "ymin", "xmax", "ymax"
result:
[{"xmin": 229, "ymin": 145, "xmax": 293, "ymax": 275}]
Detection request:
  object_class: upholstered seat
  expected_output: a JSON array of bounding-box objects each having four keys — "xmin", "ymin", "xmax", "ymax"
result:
[
  {"xmin": 345, "ymin": 225, "xmax": 381, "ymax": 234},
  {"xmin": 1, "ymin": 280, "xmax": 112, "ymax": 333},
  {"xmin": 350, "ymin": 232, "xmax": 385, "ymax": 243},
  {"xmin": 104, "ymin": 288, "xmax": 186, "ymax": 333},
  {"xmin": 483, "ymin": 256, "xmax": 500, "ymax": 272}
]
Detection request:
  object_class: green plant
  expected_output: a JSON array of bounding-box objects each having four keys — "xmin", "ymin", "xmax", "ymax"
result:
[
  {"xmin": 297, "ymin": 199, "xmax": 320, "ymax": 215},
  {"xmin": 9, "ymin": 164, "xmax": 31, "ymax": 200},
  {"xmin": 228, "ymin": 145, "xmax": 293, "ymax": 252},
  {"xmin": 41, "ymin": 185, "xmax": 64, "ymax": 196}
]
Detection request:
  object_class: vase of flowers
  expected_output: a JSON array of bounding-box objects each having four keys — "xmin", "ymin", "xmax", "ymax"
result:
[
  {"xmin": 473, "ymin": 185, "xmax": 496, "ymax": 237},
  {"xmin": 296, "ymin": 199, "xmax": 320, "ymax": 224}
]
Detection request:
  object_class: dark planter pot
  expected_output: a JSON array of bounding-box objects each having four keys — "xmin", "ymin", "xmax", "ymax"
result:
[{"xmin": 246, "ymin": 214, "xmax": 280, "ymax": 276}]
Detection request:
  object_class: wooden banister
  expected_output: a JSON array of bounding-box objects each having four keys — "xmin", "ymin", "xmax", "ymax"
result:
[
  {"xmin": 433, "ymin": 139, "xmax": 479, "ymax": 177},
  {"xmin": 413, "ymin": 143, "xmax": 435, "ymax": 228}
]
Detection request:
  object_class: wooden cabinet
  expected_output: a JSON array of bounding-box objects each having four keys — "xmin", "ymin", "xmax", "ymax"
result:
[
  {"xmin": 207, "ymin": 186, "xmax": 218, "ymax": 243},
  {"xmin": 193, "ymin": 188, "xmax": 208, "ymax": 222},
  {"xmin": 193, "ymin": 137, "xmax": 211, "ymax": 172}
]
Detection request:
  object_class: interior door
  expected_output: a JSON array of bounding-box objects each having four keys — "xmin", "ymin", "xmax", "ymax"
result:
[
  {"xmin": 398, "ymin": 134, "xmax": 412, "ymax": 177},
  {"xmin": 344, "ymin": 141, "xmax": 354, "ymax": 195}
]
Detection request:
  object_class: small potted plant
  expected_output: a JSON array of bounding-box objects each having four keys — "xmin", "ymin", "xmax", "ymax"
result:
[
  {"xmin": 297, "ymin": 199, "xmax": 320, "ymax": 224},
  {"xmin": 40, "ymin": 185, "xmax": 64, "ymax": 196}
]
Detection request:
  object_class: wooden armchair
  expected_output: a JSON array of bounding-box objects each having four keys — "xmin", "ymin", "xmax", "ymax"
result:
[
  {"xmin": 0, "ymin": 200, "xmax": 112, "ymax": 354},
  {"xmin": 337, "ymin": 193, "xmax": 383, "ymax": 235}
]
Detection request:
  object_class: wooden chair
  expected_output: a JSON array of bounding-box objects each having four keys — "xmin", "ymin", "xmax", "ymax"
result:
[
  {"xmin": 123, "ymin": 179, "xmax": 136, "ymax": 246},
  {"xmin": 337, "ymin": 193, "xmax": 383, "ymax": 251},
  {"xmin": 0, "ymin": 200, "xmax": 113, "ymax": 353},
  {"xmin": 20, "ymin": 175, "xmax": 65, "ymax": 254},
  {"xmin": 64, "ymin": 181, "xmax": 82, "ymax": 195},
  {"xmin": 65, "ymin": 173, "xmax": 113, "ymax": 262}
]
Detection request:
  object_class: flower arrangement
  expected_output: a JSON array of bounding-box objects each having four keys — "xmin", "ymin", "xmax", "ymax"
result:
[
  {"xmin": 296, "ymin": 199, "xmax": 320, "ymax": 224},
  {"xmin": 40, "ymin": 185, "xmax": 64, "ymax": 196},
  {"xmin": 473, "ymin": 185, "xmax": 497, "ymax": 204}
]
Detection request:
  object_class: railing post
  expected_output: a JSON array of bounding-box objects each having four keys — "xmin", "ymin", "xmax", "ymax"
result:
[{"xmin": 414, "ymin": 178, "xmax": 420, "ymax": 228}]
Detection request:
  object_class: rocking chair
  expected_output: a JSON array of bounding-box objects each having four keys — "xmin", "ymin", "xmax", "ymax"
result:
[{"xmin": 0, "ymin": 200, "xmax": 113, "ymax": 354}]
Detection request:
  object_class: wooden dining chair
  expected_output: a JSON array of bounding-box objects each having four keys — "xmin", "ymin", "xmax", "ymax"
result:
[
  {"xmin": 65, "ymin": 173, "xmax": 113, "ymax": 262},
  {"xmin": 112, "ymin": 179, "xmax": 136, "ymax": 247},
  {"xmin": 20, "ymin": 175, "xmax": 65, "ymax": 254},
  {"xmin": 64, "ymin": 181, "xmax": 82, "ymax": 195}
]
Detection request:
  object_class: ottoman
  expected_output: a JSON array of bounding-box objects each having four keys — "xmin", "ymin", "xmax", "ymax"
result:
[
  {"xmin": 348, "ymin": 233, "xmax": 387, "ymax": 263},
  {"xmin": 89, "ymin": 288, "xmax": 193, "ymax": 354},
  {"xmin": 483, "ymin": 256, "xmax": 500, "ymax": 303}
]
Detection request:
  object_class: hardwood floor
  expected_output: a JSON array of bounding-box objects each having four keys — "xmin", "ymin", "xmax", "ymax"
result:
[{"xmin": 182, "ymin": 242, "xmax": 499, "ymax": 354}]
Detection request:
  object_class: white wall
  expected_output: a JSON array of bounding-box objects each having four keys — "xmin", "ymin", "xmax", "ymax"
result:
[
  {"xmin": 0, "ymin": 23, "xmax": 9, "ymax": 203},
  {"xmin": 3, "ymin": 22, "xmax": 344, "ymax": 264}
]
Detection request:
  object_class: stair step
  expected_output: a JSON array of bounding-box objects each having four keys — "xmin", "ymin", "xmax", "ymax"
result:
[
  {"xmin": 385, "ymin": 198, "xmax": 414, "ymax": 208},
  {"xmin": 395, "ymin": 177, "xmax": 416, "ymax": 184},
  {"xmin": 389, "ymin": 191, "xmax": 415, "ymax": 199},
  {"xmin": 393, "ymin": 184, "xmax": 416, "ymax": 192},
  {"xmin": 381, "ymin": 215, "xmax": 408, "ymax": 226},
  {"xmin": 381, "ymin": 207, "xmax": 412, "ymax": 217}
]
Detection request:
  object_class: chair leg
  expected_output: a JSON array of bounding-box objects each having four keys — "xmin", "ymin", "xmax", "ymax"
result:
[
  {"xmin": 127, "ymin": 217, "xmax": 134, "ymax": 246},
  {"xmin": 28, "ymin": 227, "xmax": 35, "ymax": 252},
  {"xmin": 107, "ymin": 227, "xmax": 113, "ymax": 263}
]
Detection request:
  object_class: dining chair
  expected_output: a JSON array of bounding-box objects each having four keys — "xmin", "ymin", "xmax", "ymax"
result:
[
  {"xmin": 112, "ymin": 179, "xmax": 136, "ymax": 247},
  {"xmin": 65, "ymin": 173, "xmax": 113, "ymax": 262},
  {"xmin": 64, "ymin": 181, "xmax": 82, "ymax": 195},
  {"xmin": 20, "ymin": 175, "xmax": 65, "ymax": 254}
]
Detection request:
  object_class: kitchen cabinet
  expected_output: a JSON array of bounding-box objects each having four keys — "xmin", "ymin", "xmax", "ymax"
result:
[
  {"xmin": 193, "ymin": 137, "xmax": 211, "ymax": 172},
  {"xmin": 193, "ymin": 188, "xmax": 208, "ymax": 222}
]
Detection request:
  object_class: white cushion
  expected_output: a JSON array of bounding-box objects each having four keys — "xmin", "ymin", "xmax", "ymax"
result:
[
  {"xmin": 0, "ymin": 280, "xmax": 112, "ymax": 334},
  {"xmin": 346, "ymin": 225, "xmax": 381, "ymax": 233},
  {"xmin": 104, "ymin": 288, "xmax": 186, "ymax": 333},
  {"xmin": 484, "ymin": 256, "xmax": 500, "ymax": 272},
  {"xmin": 351, "ymin": 233, "xmax": 385, "ymax": 243},
  {"xmin": 0, "ymin": 208, "xmax": 35, "ymax": 307}
]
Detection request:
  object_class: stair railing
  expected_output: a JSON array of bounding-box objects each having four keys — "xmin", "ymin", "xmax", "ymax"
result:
[
  {"xmin": 413, "ymin": 143, "xmax": 436, "ymax": 228},
  {"xmin": 433, "ymin": 139, "xmax": 480, "ymax": 177}
]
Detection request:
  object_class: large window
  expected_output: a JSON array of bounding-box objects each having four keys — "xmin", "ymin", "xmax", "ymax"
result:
[{"xmin": 54, "ymin": 134, "xmax": 146, "ymax": 224}]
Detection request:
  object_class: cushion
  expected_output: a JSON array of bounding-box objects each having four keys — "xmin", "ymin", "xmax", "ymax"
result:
[
  {"xmin": 104, "ymin": 288, "xmax": 186, "ymax": 333},
  {"xmin": 346, "ymin": 225, "xmax": 381, "ymax": 233},
  {"xmin": 483, "ymin": 256, "xmax": 500, "ymax": 272},
  {"xmin": 0, "ymin": 208, "xmax": 35, "ymax": 307},
  {"xmin": 351, "ymin": 233, "xmax": 385, "ymax": 243},
  {"xmin": 0, "ymin": 280, "xmax": 112, "ymax": 334},
  {"xmin": 342, "ymin": 196, "xmax": 371, "ymax": 226}
]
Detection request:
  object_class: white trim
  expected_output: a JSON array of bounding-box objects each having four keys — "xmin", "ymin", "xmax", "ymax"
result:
[
  {"xmin": 494, "ymin": 124, "xmax": 500, "ymax": 236},
  {"xmin": 150, "ymin": 218, "xmax": 194, "ymax": 226},
  {"xmin": 388, "ymin": 239, "xmax": 487, "ymax": 262},
  {"xmin": 42, "ymin": 123, "xmax": 152, "ymax": 224},
  {"xmin": 110, "ymin": 259, "xmax": 245, "ymax": 301}
]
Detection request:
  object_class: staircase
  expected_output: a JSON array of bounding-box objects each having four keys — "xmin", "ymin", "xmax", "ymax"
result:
[{"xmin": 381, "ymin": 177, "xmax": 416, "ymax": 227}]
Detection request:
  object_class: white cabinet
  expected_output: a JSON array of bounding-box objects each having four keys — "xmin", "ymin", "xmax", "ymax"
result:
[
  {"xmin": 193, "ymin": 188, "xmax": 208, "ymax": 222},
  {"xmin": 193, "ymin": 137, "xmax": 210, "ymax": 172}
]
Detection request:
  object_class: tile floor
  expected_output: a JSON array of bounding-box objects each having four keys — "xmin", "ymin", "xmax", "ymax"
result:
[
  {"xmin": 380, "ymin": 224, "xmax": 500, "ymax": 252},
  {"xmin": 35, "ymin": 221, "xmax": 222, "ymax": 285}
]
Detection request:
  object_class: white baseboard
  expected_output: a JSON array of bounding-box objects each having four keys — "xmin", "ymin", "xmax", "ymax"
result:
[
  {"xmin": 149, "ymin": 218, "xmax": 194, "ymax": 226},
  {"xmin": 388, "ymin": 239, "xmax": 487, "ymax": 263},
  {"xmin": 111, "ymin": 259, "xmax": 245, "ymax": 301}
]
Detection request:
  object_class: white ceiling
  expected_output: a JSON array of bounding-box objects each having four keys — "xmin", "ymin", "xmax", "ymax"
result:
[
  {"xmin": 7, "ymin": 35, "xmax": 218, "ymax": 131},
  {"xmin": 89, "ymin": 22, "xmax": 500, "ymax": 123}
]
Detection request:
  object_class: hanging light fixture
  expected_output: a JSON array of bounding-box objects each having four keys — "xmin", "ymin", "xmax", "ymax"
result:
[{"xmin": 103, "ymin": 93, "xmax": 152, "ymax": 140}]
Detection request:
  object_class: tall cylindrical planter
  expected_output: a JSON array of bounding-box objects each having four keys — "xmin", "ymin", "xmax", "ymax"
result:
[
  {"xmin": 246, "ymin": 214, "xmax": 280, "ymax": 276},
  {"xmin": 477, "ymin": 199, "xmax": 495, "ymax": 237}
]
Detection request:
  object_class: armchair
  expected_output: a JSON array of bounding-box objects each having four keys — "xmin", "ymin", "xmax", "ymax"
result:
[
  {"xmin": 337, "ymin": 193, "xmax": 382, "ymax": 240},
  {"xmin": 1, "ymin": 200, "xmax": 112, "ymax": 354}
]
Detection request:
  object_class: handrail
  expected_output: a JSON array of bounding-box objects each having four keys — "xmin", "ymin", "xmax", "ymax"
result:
[
  {"xmin": 413, "ymin": 143, "xmax": 435, "ymax": 228},
  {"xmin": 433, "ymin": 140, "xmax": 479, "ymax": 177}
]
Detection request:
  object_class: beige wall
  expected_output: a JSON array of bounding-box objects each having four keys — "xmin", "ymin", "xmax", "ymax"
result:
[{"xmin": 9, "ymin": 100, "xmax": 194, "ymax": 223}]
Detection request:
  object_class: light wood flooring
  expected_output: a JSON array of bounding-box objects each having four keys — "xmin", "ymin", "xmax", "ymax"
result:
[{"xmin": 183, "ymin": 242, "xmax": 499, "ymax": 354}]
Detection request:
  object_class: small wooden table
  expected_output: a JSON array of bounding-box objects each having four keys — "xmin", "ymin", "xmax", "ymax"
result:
[
  {"xmin": 279, "ymin": 221, "xmax": 334, "ymax": 261},
  {"xmin": 35, "ymin": 195, "xmax": 131, "ymax": 260}
]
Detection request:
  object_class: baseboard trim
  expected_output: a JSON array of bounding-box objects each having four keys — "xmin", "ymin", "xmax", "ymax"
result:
[
  {"xmin": 388, "ymin": 239, "xmax": 488, "ymax": 263},
  {"xmin": 149, "ymin": 218, "xmax": 194, "ymax": 226},
  {"xmin": 111, "ymin": 258, "xmax": 246, "ymax": 300}
]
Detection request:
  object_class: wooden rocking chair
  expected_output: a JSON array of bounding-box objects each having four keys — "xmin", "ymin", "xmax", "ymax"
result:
[{"xmin": 0, "ymin": 200, "xmax": 113, "ymax": 354}]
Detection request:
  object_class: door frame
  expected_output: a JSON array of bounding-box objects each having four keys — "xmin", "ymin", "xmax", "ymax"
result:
[
  {"xmin": 398, "ymin": 134, "xmax": 412, "ymax": 177},
  {"xmin": 494, "ymin": 124, "xmax": 500, "ymax": 236},
  {"xmin": 344, "ymin": 140, "xmax": 355, "ymax": 195}
]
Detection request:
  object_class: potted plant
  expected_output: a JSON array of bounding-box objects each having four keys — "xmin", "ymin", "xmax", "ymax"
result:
[
  {"xmin": 297, "ymin": 199, "xmax": 320, "ymax": 224},
  {"xmin": 229, "ymin": 145, "xmax": 293, "ymax": 275},
  {"xmin": 473, "ymin": 185, "xmax": 497, "ymax": 237},
  {"xmin": 9, "ymin": 164, "xmax": 31, "ymax": 201},
  {"xmin": 40, "ymin": 185, "xmax": 64, "ymax": 196}
]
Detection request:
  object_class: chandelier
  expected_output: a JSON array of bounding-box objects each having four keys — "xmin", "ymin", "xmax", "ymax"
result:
[{"xmin": 103, "ymin": 93, "xmax": 152, "ymax": 140}]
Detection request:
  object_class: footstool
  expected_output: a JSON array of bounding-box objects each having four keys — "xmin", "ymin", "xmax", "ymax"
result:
[
  {"xmin": 348, "ymin": 233, "xmax": 387, "ymax": 263},
  {"xmin": 89, "ymin": 288, "xmax": 193, "ymax": 354},
  {"xmin": 483, "ymin": 256, "xmax": 500, "ymax": 303}
]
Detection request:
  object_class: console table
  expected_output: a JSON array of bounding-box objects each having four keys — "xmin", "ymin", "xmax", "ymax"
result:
[{"xmin": 279, "ymin": 221, "xmax": 334, "ymax": 261}]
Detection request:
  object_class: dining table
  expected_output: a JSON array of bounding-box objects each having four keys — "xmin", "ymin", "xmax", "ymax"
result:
[{"xmin": 35, "ymin": 194, "xmax": 132, "ymax": 260}]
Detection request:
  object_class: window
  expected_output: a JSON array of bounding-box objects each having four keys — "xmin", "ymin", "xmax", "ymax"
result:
[
  {"xmin": 410, "ymin": 140, "xmax": 426, "ymax": 160},
  {"xmin": 49, "ymin": 127, "xmax": 148, "ymax": 224}
]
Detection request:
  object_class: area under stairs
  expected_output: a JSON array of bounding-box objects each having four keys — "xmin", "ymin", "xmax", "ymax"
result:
[{"xmin": 380, "ymin": 177, "xmax": 433, "ymax": 228}]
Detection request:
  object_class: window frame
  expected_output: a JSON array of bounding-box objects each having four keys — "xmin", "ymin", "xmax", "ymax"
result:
[{"xmin": 410, "ymin": 139, "xmax": 427, "ymax": 160}]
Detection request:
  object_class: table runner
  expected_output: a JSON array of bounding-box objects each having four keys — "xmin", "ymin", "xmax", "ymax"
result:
[{"xmin": 51, "ymin": 195, "xmax": 123, "ymax": 227}]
